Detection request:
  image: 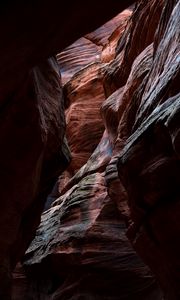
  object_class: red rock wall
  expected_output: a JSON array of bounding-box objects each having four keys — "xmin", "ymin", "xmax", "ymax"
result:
[
  {"xmin": 117, "ymin": 0, "xmax": 180, "ymax": 298},
  {"xmin": 1, "ymin": 0, "xmax": 178, "ymax": 299},
  {"xmin": 0, "ymin": 1, "xmax": 136, "ymax": 299},
  {"xmin": 22, "ymin": 0, "xmax": 179, "ymax": 299}
]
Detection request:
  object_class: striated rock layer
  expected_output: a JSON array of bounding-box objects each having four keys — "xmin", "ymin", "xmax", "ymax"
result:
[
  {"xmin": 0, "ymin": 57, "xmax": 70, "ymax": 300},
  {"xmin": 11, "ymin": 0, "xmax": 180, "ymax": 299},
  {"xmin": 0, "ymin": 1, "xmax": 136, "ymax": 299},
  {"xmin": 24, "ymin": 130, "xmax": 162, "ymax": 299},
  {"xmin": 55, "ymin": 8, "xmax": 133, "ymax": 197},
  {"xmin": 117, "ymin": 1, "xmax": 180, "ymax": 298},
  {"xmin": 18, "ymin": 1, "xmax": 171, "ymax": 299}
]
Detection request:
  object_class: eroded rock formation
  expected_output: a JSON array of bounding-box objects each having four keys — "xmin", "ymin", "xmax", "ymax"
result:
[
  {"xmin": 0, "ymin": 1, "xmax": 136, "ymax": 299},
  {"xmin": 117, "ymin": 1, "xmax": 180, "ymax": 298},
  {"xmin": 0, "ymin": 0, "xmax": 179, "ymax": 299},
  {"xmin": 0, "ymin": 58, "xmax": 70, "ymax": 299}
]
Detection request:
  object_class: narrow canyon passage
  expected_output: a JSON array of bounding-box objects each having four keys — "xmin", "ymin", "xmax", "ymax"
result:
[{"xmin": 0, "ymin": 0, "xmax": 179, "ymax": 299}]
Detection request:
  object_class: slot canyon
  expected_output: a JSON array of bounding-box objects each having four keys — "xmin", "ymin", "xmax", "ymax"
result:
[{"xmin": 0, "ymin": 0, "xmax": 179, "ymax": 299}]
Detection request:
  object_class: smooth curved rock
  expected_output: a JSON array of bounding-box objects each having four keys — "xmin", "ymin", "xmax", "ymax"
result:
[
  {"xmin": 0, "ymin": 1, "xmax": 136, "ymax": 298},
  {"xmin": 57, "ymin": 9, "xmax": 132, "ymax": 85},
  {"xmin": 21, "ymin": 5, "xmax": 164, "ymax": 299},
  {"xmin": 116, "ymin": 0, "xmax": 180, "ymax": 298},
  {"xmin": 10, "ymin": 0, "xmax": 179, "ymax": 299},
  {"xmin": 103, "ymin": 0, "xmax": 164, "ymax": 96},
  {"xmin": 57, "ymin": 9, "xmax": 133, "ymax": 185},
  {"xmin": 23, "ymin": 131, "xmax": 162, "ymax": 299}
]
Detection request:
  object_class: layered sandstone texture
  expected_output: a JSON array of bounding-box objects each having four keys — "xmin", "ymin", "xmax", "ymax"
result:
[
  {"xmin": 6, "ymin": 0, "xmax": 180, "ymax": 299},
  {"xmin": 0, "ymin": 1, "xmax": 136, "ymax": 299}
]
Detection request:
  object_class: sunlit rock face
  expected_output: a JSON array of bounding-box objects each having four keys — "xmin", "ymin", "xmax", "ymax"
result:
[
  {"xmin": 11, "ymin": 0, "xmax": 179, "ymax": 299},
  {"xmin": 57, "ymin": 8, "xmax": 132, "ymax": 86},
  {"xmin": 57, "ymin": 8, "xmax": 133, "ymax": 178}
]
